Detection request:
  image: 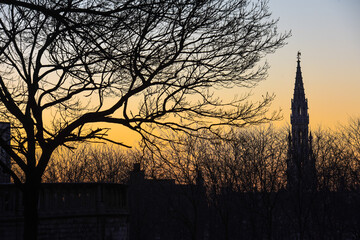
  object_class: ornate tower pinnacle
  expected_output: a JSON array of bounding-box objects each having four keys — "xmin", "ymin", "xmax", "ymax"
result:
[
  {"xmin": 291, "ymin": 51, "xmax": 308, "ymax": 128},
  {"xmin": 287, "ymin": 52, "xmax": 316, "ymax": 191}
]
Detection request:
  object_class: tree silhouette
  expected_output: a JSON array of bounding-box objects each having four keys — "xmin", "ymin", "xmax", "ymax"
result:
[
  {"xmin": 14, "ymin": 120, "xmax": 360, "ymax": 239},
  {"xmin": 41, "ymin": 144, "xmax": 132, "ymax": 183},
  {"xmin": 0, "ymin": 0, "xmax": 289, "ymax": 239}
]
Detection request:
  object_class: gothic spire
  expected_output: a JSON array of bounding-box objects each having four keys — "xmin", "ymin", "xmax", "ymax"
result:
[
  {"xmin": 291, "ymin": 51, "xmax": 308, "ymax": 126},
  {"xmin": 287, "ymin": 52, "xmax": 316, "ymax": 191},
  {"xmin": 293, "ymin": 51, "xmax": 306, "ymax": 102}
]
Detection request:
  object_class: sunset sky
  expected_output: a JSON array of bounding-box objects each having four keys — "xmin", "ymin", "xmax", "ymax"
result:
[
  {"xmin": 108, "ymin": 0, "xmax": 360, "ymax": 145},
  {"xmin": 262, "ymin": 0, "xmax": 360, "ymax": 129}
]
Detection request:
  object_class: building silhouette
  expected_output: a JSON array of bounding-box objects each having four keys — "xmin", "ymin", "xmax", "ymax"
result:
[
  {"xmin": 1, "ymin": 53, "xmax": 360, "ymax": 239},
  {"xmin": 287, "ymin": 52, "xmax": 317, "ymax": 191}
]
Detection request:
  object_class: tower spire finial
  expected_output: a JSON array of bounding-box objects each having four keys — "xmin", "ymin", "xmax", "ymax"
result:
[{"xmin": 297, "ymin": 51, "xmax": 301, "ymax": 61}]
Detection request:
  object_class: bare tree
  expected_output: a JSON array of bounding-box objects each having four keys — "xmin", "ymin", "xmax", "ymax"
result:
[
  {"xmin": 307, "ymin": 123, "xmax": 360, "ymax": 238},
  {"xmin": 0, "ymin": 0, "xmax": 289, "ymax": 239},
  {"xmin": 140, "ymin": 125, "xmax": 287, "ymax": 239},
  {"xmin": 313, "ymin": 128, "xmax": 354, "ymax": 191},
  {"xmin": 341, "ymin": 118, "xmax": 360, "ymax": 190},
  {"xmin": 136, "ymin": 135, "xmax": 206, "ymax": 240},
  {"xmin": 205, "ymin": 126, "xmax": 287, "ymax": 240},
  {"xmin": 42, "ymin": 144, "xmax": 132, "ymax": 183}
]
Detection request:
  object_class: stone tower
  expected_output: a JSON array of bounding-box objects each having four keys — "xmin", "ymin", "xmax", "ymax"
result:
[{"xmin": 287, "ymin": 52, "xmax": 316, "ymax": 191}]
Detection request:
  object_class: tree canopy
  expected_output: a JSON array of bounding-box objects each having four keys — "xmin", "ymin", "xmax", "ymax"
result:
[{"xmin": 0, "ymin": 0, "xmax": 289, "ymax": 239}]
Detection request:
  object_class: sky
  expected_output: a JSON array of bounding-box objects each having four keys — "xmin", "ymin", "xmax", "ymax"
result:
[
  {"xmin": 107, "ymin": 0, "xmax": 360, "ymax": 146},
  {"xmin": 260, "ymin": 0, "xmax": 360, "ymax": 129}
]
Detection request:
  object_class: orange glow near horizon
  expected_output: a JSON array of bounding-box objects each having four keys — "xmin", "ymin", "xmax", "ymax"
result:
[
  {"xmin": 48, "ymin": 0, "xmax": 359, "ymax": 148},
  {"xmin": 259, "ymin": 0, "xmax": 360, "ymax": 129}
]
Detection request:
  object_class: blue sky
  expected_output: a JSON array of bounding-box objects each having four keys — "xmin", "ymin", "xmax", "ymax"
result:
[
  {"xmin": 107, "ymin": 0, "xmax": 360, "ymax": 145},
  {"xmin": 260, "ymin": 0, "xmax": 360, "ymax": 128}
]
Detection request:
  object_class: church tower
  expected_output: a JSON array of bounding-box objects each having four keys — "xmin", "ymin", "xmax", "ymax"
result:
[{"xmin": 287, "ymin": 52, "xmax": 316, "ymax": 191}]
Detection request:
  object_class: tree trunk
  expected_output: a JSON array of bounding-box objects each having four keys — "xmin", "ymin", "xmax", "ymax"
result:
[{"xmin": 23, "ymin": 178, "xmax": 40, "ymax": 240}]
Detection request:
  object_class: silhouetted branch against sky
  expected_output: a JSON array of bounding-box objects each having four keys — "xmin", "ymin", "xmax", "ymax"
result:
[
  {"xmin": 0, "ymin": 0, "xmax": 289, "ymax": 176},
  {"xmin": 0, "ymin": 1, "xmax": 288, "ymax": 238}
]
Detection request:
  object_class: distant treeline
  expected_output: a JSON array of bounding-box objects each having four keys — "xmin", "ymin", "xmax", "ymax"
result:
[{"xmin": 16, "ymin": 118, "xmax": 359, "ymax": 193}]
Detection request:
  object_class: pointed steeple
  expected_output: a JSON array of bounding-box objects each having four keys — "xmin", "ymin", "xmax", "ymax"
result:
[
  {"xmin": 291, "ymin": 51, "xmax": 309, "ymax": 127},
  {"xmin": 294, "ymin": 52, "xmax": 306, "ymax": 102},
  {"xmin": 287, "ymin": 52, "xmax": 316, "ymax": 191}
]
